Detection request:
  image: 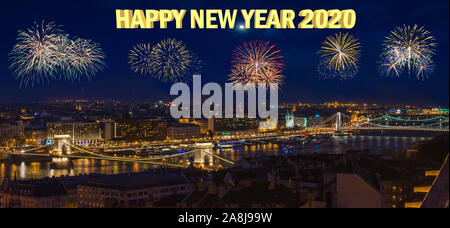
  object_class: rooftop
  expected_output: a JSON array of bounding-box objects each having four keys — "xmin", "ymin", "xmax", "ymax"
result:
[{"xmin": 82, "ymin": 172, "xmax": 190, "ymax": 191}]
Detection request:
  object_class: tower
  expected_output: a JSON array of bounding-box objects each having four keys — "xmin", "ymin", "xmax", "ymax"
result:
[
  {"xmin": 336, "ymin": 112, "xmax": 342, "ymax": 130},
  {"xmin": 286, "ymin": 110, "xmax": 294, "ymax": 129}
]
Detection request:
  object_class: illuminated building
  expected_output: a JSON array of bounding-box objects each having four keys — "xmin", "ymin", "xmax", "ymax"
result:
[
  {"xmin": 77, "ymin": 172, "xmax": 192, "ymax": 208},
  {"xmin": 166, "ymin": 123, "xmax": 201, "ymax": 140},
  {"xmin": 24, "ymin": 127, "xmax": 46, "ymax": 145},
  {"xmin": 214, "ymin": 117, "xmax": 258, "ymax": 133},
  {"xmin": 379, "ymin": 181, "xmax": 413, "ymax": 208},
  {"xmin": 0, "ymin": 178, "xmax": 68, "ymax": 208},
  {"xmin": 351, "ymin": 113, "xmax": 358, "ymax": 122},
  {"xmin": 19, "ymin": 115, "xmax": 35, "ymax": 120},
  {"xmin": 285, "ymin": 110, "xmax": 295, "ymax": 129},
  {"xmin": 0, "ymin": 123, "xmax": 24, "ymax": 146},
  {"xmin": 208, "ymin": 118, "xmax": 215, "ymax": 132},
  {"xmin": 113, "ymin": 119, "xmax": 166, "ymax": 141},
  {"xmin": 0, "ymin": 123, "xmax": 22, "ymax": 140},
  {"xmin": 196, "ymin": 120, "xmax": 210, "ymax": 134},
  {"xmin": 405, "ymin": 155, "xmax": 449, "ymax": 208},
  {"xmin": 307, "ymin": 115, "xmax": 324, "ymax": 127},
  {"xmin": 178, "ymin": 118, "xmax": 210, "ymax": 134},
  {"xmin": 101, "ymin": 121, "xmax": 113, "ymax": 141},
  {"xmin": 295, "ymin": 117, "xmax": 308, "ymax": 128},
  {"xmin": 46, "ymin": 122, "xmax": 102, "ymax": 144},
  {"xmin": 258, "ymin": 118, "xmax": 277, "ymax": 132}
]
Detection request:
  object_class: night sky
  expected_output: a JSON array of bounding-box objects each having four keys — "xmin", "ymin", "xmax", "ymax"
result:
[{"xmin": 0, "ymin": 0, "xmax": 448, "ymax": 106}]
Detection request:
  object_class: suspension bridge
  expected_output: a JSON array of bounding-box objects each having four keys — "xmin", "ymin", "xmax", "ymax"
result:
[
  {"xmin": 308, "ymin": 112, "xmax": 449, "ymax": 132},
  {"xmin": 8, "ymin": 138, "xmax": 235, "ymax": 171},
  {"xmin": 6, "ymin": 113, "xmax": 448, "ymax": 170}
]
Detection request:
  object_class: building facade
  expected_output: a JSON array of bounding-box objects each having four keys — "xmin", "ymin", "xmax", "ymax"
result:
[
  {"xmin": 166, "ymin": 124, "xmax": 201, "ymax": 140},
  {"xmin": 0, "ymin": 123, "xmax": 24, "ymax": 146},
  {"xmin": 285, "ymin": 110, "xmax": 295, "ymax": 129},
  {"xmin": 46, "ymin": 122, "xmax": 102, "ymax": 144},
  {"xmin": 113, "ymin": 119, "xmax": 166, "ymax": 141},
  {"xmin": 213, "ymin": 117, "xmax": 258, "ymax": 133},
  {"xmin": 77, "ymin": 173, "xmax": 192, "ymax": 208},
  {"xmin": 0, "ymin": 178, "xmax": 68, "ymax": 208}
]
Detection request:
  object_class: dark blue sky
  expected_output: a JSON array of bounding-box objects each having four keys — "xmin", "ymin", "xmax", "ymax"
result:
[{"xmin": 0, "ymin": 0, "xmax": 448, "ymax": 106}]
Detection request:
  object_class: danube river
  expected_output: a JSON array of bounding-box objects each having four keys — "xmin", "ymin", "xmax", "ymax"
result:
[{"xmin": 0, "ymin": 136, "xmax": 432, "ymax": 181}]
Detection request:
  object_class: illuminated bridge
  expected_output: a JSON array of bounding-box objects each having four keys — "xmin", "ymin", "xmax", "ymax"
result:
[
  {"xmin": 309, "ymin": 112, "xmax": 449, "ymax": 132},
  {"xmin": 8, "ymin": 140, "xmax": 235, "ymax": 171},
  {"xmin": 6, "ymin": 113, "xmax": 447, "ymax": 171}
]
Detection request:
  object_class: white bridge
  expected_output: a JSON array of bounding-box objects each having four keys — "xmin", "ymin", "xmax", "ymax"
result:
[
  {"xmin": 8, "ymin": 113, "xmax": 448, "ymax": 170},
  {"xmin": 307, "ymin": 112, "xmax": 449, "ymax": 132},
  {"xmin": 10, "ymin": 141, "xmax": 235, "ymax": 171}
]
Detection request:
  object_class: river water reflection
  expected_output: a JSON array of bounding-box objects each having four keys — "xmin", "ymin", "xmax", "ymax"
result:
[{"xmin": 0, "ymin": 136, "xmax": 431, "ymax": 181}]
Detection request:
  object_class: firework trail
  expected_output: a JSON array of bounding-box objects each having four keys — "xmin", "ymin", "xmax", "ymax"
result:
[
  {"xmin": 379, "ymin": 25, "xmax": 436, "ymax": 80},
  {"xmin": 317, "ymin": 33, "xmax": 361, "ymax": 79},
  {"xmin": 317, "ymin": 59, "xmax": 359, "ymax": 80},
  {"xmin": 128, "ymin": 43, "xmax": 153, "ymax": 75},
  {"xmin": 64, "ymin": 38, "xmax": 106, "ymax": 80},
  {"xmin": 9, "ymin": 21, "xmax": 63, "ymax": 87},
  {"xmin": 229, "ymin": 40, "xmax": 284, "ymax": 87},
  {"xmin": 414, "ymin": 58, "xmax": 435, "ymax": 80},
  {"xmin": 150, "ymin": 38, "xmax": 201, "ymax": 82},
  {"xmin": 9, "ymin": 21, "xmax": 107, "ymax": 87}
]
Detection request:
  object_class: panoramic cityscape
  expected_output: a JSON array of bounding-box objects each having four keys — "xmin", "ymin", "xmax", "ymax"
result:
[
  {"xmin": 0, "ymin": 0, "xmax": 448, "ymax": 213},
  {"xmin": 1, "ymin": 100, "xmax": 448, "ymax": 208}
]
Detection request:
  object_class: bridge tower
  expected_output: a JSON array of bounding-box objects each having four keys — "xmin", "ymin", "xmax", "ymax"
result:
[
  {"xmin": 193, "ymin": 143, "xmax": 214, "ymax": 167},
  {"xmin": 53, "ymin": 135, "xmax": 72, "ymax": 155},
  {"xmin": 336, "ymin": 112, "xmax": 343, "ymax": 131}
]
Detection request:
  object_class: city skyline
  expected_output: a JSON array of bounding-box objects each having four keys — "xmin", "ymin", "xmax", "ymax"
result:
[
  {"xmin": 1, "ymin": 0, "xmax": 448, "ymax": 211},
  {"xmin": 0, "ymin": 0, "xmax": 448, "ymax": 106}
]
